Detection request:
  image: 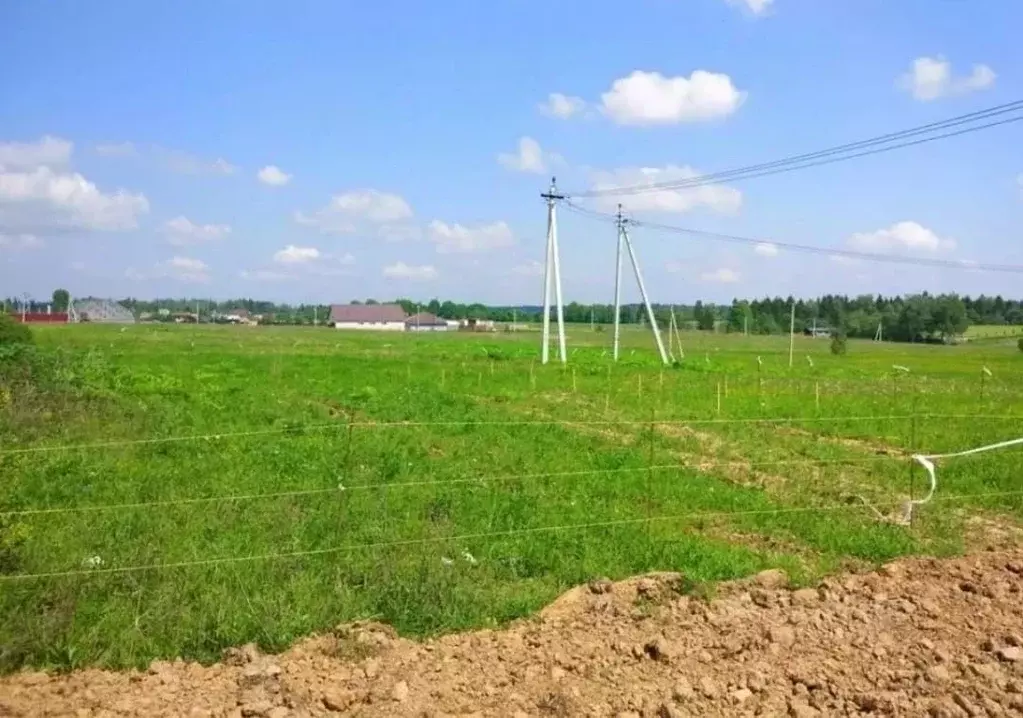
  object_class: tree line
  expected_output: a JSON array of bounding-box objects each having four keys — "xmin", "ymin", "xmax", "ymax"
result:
[{"xmin": 5, "ymin": 291, "xmax": 1023, "ymax": 343}]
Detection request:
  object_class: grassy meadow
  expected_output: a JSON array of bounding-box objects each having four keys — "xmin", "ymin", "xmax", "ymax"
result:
[{"xmin": 1, "ymin": 322, "xmax": 1022, "ymax": 671}]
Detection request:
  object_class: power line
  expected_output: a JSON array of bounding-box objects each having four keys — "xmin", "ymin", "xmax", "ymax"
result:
[
  {"xmin": 566, "ymin": 101, "xmax": 1023, "ymax": 198},
  {"xmin": 563, "ymin": 200, "xmax": 1023, "ymax": 274}
]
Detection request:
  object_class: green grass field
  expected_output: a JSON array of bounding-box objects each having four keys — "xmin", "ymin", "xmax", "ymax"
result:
[{"xmin": 1, "ymin": 323, "xmax": 1021, "ymax": 671}]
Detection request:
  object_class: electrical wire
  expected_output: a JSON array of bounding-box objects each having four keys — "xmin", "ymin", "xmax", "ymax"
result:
[
  {"xmin": 563, "ymin": 200, "xmax": 1023, "ymax": 274},
  {"xmin": 566, "ymin": 101, "xmax": 1023, "ymax": 198}
]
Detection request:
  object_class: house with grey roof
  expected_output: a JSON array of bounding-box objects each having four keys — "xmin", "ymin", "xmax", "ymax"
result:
[{"xmin": 328, "ymin": 303, "xmax": 407, "ymax": 331}]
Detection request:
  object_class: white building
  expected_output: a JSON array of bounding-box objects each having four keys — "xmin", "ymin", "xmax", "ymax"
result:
[
  {"xmin": 328, "ymin": 303, "xmax": 407, "ymax": 331},
  {"xmin": 405, "ymin": 312, "xmax": 450, "ymax": 332}
]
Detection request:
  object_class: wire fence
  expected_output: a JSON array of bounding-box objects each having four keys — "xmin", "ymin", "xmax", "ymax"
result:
[{"xmin": 3, "ymin": 489, "xmax": 1022, "ymax": 583}]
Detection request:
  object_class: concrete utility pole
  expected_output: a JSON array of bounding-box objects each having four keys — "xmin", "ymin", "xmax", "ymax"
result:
[
  {"xmin": 540, "ymin": 177, "xmax": 567, "ymax": 364},
  {"xmin": 789, "ymin": 301, "xmax": 796, "ymax": 368},
  {"xmin": 616, "ymin": 205, "xmax": 669, "ymax": 365}
]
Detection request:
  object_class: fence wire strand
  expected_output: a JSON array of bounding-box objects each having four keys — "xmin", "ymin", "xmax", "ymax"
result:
[
  {"xmin": 1, "ymin": 455, "xmax": 904, "ymax": 517},
  {"xmin": 3, "ymin": 490, "xmax": 1020, "ymax": 583},
  {"xmin": 2, "ymin": 413, "xmax": 1020, "ymax": 457}
]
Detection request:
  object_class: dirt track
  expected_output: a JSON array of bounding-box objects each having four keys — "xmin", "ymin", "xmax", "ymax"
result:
[{"xmin": 3, "ymin": 550, "xmax": 1023, "ymax": 717}]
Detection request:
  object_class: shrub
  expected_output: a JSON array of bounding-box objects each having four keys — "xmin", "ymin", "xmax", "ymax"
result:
[
  {"xmin": 830, "ymin": 334, "xmax": 848, "ymax": 355},
  {"xmin": 0, "ymin": 314, "xmax": 32, "ymax": 346},
  {"xmin": 1018, "ymin": 337, "xmax": 1023, "ymax": 353}
]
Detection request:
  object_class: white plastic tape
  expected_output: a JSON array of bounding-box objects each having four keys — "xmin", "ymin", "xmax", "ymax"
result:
[{"xmin": 910, "ymin": 437, "xmax": 1023, "ymax": 509}]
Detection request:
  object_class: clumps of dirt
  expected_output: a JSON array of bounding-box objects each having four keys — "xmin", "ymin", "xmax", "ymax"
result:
[{"xmin": 4, "ymin": 551, "xmax": 1023, "ymax": 717}]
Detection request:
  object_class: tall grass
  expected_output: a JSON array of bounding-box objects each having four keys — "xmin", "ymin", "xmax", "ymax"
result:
[{"xmin": 0, "ymin": 323, "xmax": 1019, "ymax": 671}]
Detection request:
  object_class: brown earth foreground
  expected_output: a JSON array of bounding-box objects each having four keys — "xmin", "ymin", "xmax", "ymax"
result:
[{"xmin": 4, "ymin": 550, "xmax": 1023, "ymax": 717}]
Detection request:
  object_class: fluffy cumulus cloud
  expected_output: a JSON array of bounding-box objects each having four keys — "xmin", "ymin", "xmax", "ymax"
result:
[
  {"xmin": 163, "ymin": 216, "xmax": 231, "ymax": 245},
  {"xmin": 382, "ymin": 261, "xmax": 437, "ymax": 280},
  {"xmin": 725, "ymin": 0, "xmax": 774, "ymax": 15},
  {"xmin": 848, "ymin": 221, "xmax": 955, "ymax": 253},
  {"xmin": 590, "ymin": 165, "xmax": 742, "ymax": 215},
  {"xmin": 257, "ymin": 165, "xmax": 292, "ymax": 186},
  {"xmin": 0, "ymin": 166, "xmax": 149, "ymax": 232},
  {"xmin": 538, "ymin": 93, "xmax": 586, "ymax": 119},
  {"xmin": 0, "ymin": 136, "xmax": 148, "ymax": 233},
  {"xmin": 700, "ymin": 267, "xmax": 741, "ymax": 283},
  {"xmin": 296, "ymin": 189, "xmax": 412, "ymax": 233},
  {"xmin": 754, "ymin": 242, "xmax": 779, "ymax": 257},
  {"xmin": 428, "ymin": 220, "xmax": 515, "ymax": 254},
  {"xmin": 600, "ymin": 70, "xmax": 745, "ymax": 125},
  {"xmin": 273, "ymin": 244, "xmax": 320, "ymax": 264},
  {"xmin": 497, "ymin": 137, "xmax": 561, "ymax": 174},
  {"xmin": 0, "ymin": 136, "xmax": 72, "ymax": 169},
  {"xmin": 898, "ymin": 57, "xmax": 995, "ymax": 101}
]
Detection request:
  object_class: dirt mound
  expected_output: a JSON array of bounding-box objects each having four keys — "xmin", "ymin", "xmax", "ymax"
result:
[{"xmin": 3, "ymin": 550, "xmax": 1023, "ymax": 717}]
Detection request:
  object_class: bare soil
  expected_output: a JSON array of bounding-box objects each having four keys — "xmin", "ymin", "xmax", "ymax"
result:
[{"xmin": 4, "ymin": 549, "xmax": 1023, "ymax": 717}]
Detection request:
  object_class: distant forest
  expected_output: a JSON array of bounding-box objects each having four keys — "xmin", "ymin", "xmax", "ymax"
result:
[{"xmin": 5, "ymin": 292, "xmax": 1023, "ymax": 343}]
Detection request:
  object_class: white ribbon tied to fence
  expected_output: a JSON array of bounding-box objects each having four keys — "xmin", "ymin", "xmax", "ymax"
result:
[{"xmin": 909, "ymin": 437, "xmax": 1023, "ymax": 520}]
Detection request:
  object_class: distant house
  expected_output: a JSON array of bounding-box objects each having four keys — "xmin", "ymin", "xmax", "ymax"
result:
[
  {"xmin": 329, "ymin": 304, "xmax": 407, "ymax": 331},
  {"xmin": 803, "ymin": 325, "xmax": 832, "ymax": 338},
  {"xmin": 221, "ymin": 309, "xmax": 255, "ymax": 325},
  {"xmin": 459, "ymin": 318, "xmax": 496, "ymax": 332},
  {"xmin": 405, "ymin": 312, "xmax": 449, "ymax": 332}
]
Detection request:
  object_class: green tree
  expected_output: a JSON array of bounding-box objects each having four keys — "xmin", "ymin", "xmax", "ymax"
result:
[{"xmin": 51, "ymin": 288, "xmax": 70, "ymax": 312}]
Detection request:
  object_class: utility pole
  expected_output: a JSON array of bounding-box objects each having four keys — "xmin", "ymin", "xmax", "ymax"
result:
[
  {"xmin": 612, "ymin": 206, "xmax": 624, "ymax": 361},
  {"xmin": 540, "ymin": 177, "xmax": 567, "ymax": 364},
  {"xmin": 314, "ymin": 306, "xmax": 318, "ymax": 326},
  {"xmin": 616, "ymin": 205, "xmax": 669, "ymax": 365},
  {"xmin": 590, "ymin": 305, "xmax": 594, "ymax": 331},
  {"xmin": 788, "ymin": 301, "xmax": 796, "ymax": 368}
]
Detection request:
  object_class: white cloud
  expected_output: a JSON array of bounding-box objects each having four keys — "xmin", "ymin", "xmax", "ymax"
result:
[
  {"xmin": 94, "ymin": 141, "xmax": 138, "ymax": 158},
  {"xmin": 754, "ymin": 242, "xmax": 779, "ymax": 257},
  {"xmin": 0, "ymin": 136, "xmax": 72, "ymax": 170},
  {"xmin": 0, "ymin": 165, "xmax": 149, "ymax": 232},
  {"xmin": 590, "ymin": 165, "xmax": 742, "ymax": 214},
  {"xmin": 829, "ymin": 254, "xmax": 861, "ymax": 267},
  {"xmin": 296, "ymin": 189, "xmax": 412, "ymax": 233},
  {"xmin": 848, "ymin": 221, "xmax": 955, "ymax": 253},
  {"xmin": 163, "ymin": 215, "xmax": 231, "ymax": 245},
  {"xmin": 428, "ymin": 220, "xmax": 515, "ymax": 254},
  {"xmin": 0, "ymin": 233, "xmax": 43, "ymax": 250},
  {"xmin": 257, "ymin": 165, "xmax": 292, "ymax": 186},
  {"xmin": 600, "ymin": 70, "xmax": 745, "ymax": 125},
  {"xmin": 898, "ymin": 57, "xmax": 995, "ymax": 101},
  {"xmin": 497, "ymin": 137, "xmax": 561, "ymax": 174},
  {"xmin": 382, "ymin": 261, "xmax": 437, "ymax": 280},
  {"xmin": 700, "ymin": 267, "xmax": 740, "ymax": 283},
  {"xmin": 725, "ymin": 0, "xmax": 774, "ymax": 16},
  {"xmin": 665, "ymin": 260, "xmax": 685, "ymax": 274},
  {"xmin": 511, "ymin": 260, "xmax": 544, "ymax": 277},
  {"xmin": 273, "ymin": 244, "xmax": 320, "ymax": 264},
  {"xmin": 166, "ymin": 256, "xmax": 210, "ymax": 282},
  {"xmin": 130, "ymin": 256, "xmax": 211, "ymax": 283},
  {"xmin": 538, "ymin": 93, "xmax": 586, "ymax": 119}
]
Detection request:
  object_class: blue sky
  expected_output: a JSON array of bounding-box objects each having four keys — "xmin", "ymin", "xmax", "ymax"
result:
[{"xmin": 1, "ymin": 0, "xmax": 1021, "ymax": 305}]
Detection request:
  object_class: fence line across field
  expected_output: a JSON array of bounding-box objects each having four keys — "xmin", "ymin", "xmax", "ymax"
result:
[
  {"xmin": 1, "ymin": 455, "xmax": 908, "ymax": 518},
  {"xmin": 4, "ymin": 489, "xmax": 1022, "ymax": 583},
  {"xmin": 2, "ymin": 413, "xmax": 1020, "ymax": 457}
]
